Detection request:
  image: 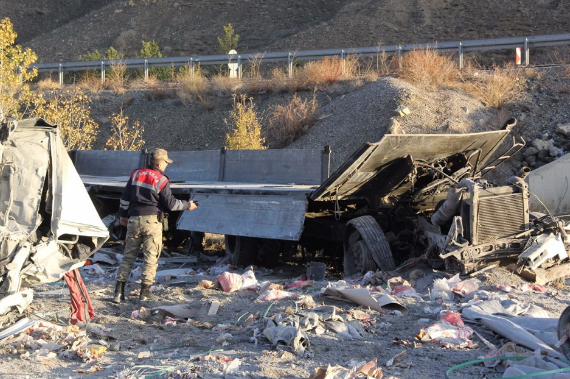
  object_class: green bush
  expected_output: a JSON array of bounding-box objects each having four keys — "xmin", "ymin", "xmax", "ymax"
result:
[{"xmin": 136, "ymin": 40, "xmax": 171, "ymax": 80}]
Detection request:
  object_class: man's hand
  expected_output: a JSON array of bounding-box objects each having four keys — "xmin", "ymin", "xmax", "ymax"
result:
[
  {"xmin": 188, "ymin": 200, "xmax": 198, "ymax": 211},
  {"xmin": 120, "ymin": 217, "xmax": 128, "ymax": 226}
]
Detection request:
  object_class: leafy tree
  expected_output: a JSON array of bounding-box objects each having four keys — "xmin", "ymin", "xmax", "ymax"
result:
[
  {"xmin": 0, "ymin": 17, "xmax": 37, "ymax": 123},
  {"xmin": 225, "ymin": 95, "xmax": 265, "ymax": 149},
  {"xmin": 105, "ymin": 109, "xmax": 145, "ymax": 151},
  {"xmin": 28, "ymin": 88, "xmax": 99, "ymax": 150},
  {"xmin": 79, "ymin": 50, "xmax": 103, "ymax": 62}
]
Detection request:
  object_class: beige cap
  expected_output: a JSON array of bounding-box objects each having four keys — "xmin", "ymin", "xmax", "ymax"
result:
[{"xmin": 152, "ymin": 148, "xmax": 173, "ymax": 163}]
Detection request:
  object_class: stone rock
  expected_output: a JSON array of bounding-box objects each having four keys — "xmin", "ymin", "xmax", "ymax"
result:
[
  {"xmin": 523, "ymin": 147, "xmax": 538, "ymax": 157},
  {"xmin": 395, "ymin": 107, "xmax": 410, "ymax": 117},
  {"xmin": 525, "ymin": 155, "xmax": 537, "ymax": 165},
  {"xmin": 532, "ymin": 138, "xmax": 550, "ymax": 150},
  {"xmin": 557, "ymin": 123, "xmax": 570, "ymax": 137},
  {"xmin": 537, "ymin": 149, "xmax": 549, "ymax": 160}
]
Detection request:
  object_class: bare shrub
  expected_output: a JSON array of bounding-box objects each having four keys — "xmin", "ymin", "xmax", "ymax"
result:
[
  {"xmin": 267, "ymin": 92, "xmax": 318, "ymax": 147},
  {"xmin": 548, "ymin": 46, "xmax": 570, "ymax": 76},
  {"xmin": 225, "ymin": 95, "xmax": 266, "ymax": 149},
  {"xmin": 399, "ymin": 48, "xmax": 458, "ymax": 89},
  {"xmin": 463, "ymin": 64, "xmax": 526, "ymax": 108},
  {"xmin": 375, "ymin": 49, "xmax": 395, "ymax": 75},
  {"xmin": 106, "ymin": 60, "xmax": 129, "ymax": 91},
  {"xmin": 245, "ymin": 53, "xmax": 264, "ymax": 79}
]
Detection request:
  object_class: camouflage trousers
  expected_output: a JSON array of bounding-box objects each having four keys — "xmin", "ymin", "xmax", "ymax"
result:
[{"xmin": 116, "ymin": 215, "xmax": 163, "ymax": 286}]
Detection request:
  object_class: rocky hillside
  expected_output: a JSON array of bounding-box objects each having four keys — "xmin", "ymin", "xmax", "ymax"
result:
[{"xmin": 2, "ymin": 0, "xmax": 570, "ymax": 63}]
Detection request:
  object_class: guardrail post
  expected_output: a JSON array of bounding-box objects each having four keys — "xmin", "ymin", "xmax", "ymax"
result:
[
  {"xmin": 341, "ymin": 49, "xmax": 346, "ymax": 76},
  {"xmin": 144, "ymin": 59, "xmax": 149, "ymax": 81},
  {"xmin": 398, "ymin": 46, "xmax": 403, "ymax": 69},
  {"xmin": 58, "ymin": 63, "xmax": 63, "ymax": 85},
  {"xmin": 458, "ymin": 42, "xmax": 464, "ymax": 70},
  {"xmin": 190, "ymin": 58, "xmax": 194, "ymax": 79},
  {"xmin": 524, "ymin": 38, "xmax": 530, "ymax": 66},
  {"xmin": 288, "ymin": 52, "xmax": 293, "ymax": 78},
  {"xmin": 238, "ymin": 55, "xmax": 242, "ymax": 79},
  {"xmin": 100, "ymin": 61, "xmax": 105, "ymax": 84}
]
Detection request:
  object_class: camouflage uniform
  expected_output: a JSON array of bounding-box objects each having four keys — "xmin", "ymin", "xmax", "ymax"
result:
[{"xmin": 116, "ymin": 215, "xmax": 163, "ymax": 285}]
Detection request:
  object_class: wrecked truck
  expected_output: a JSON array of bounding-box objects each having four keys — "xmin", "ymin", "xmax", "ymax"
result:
[
  {"xmin": 0, "ymin": 118, "xmax": 108, "ymax": 324},
  {"xmin": 74, "ymin": 118, "xmax": 570, "ymax": 282}
]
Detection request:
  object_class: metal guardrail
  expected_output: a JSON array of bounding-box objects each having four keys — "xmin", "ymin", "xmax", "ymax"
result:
[{"xmin": 32, "ymin": 33, "xmax": 570, "ymax": 84}]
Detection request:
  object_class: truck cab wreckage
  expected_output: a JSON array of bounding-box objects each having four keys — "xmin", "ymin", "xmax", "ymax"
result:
[
  {"xmin": 0, "ymin": 118, "xmax": 108, "ymax": 324},
  {"xmin": 70, "ymin": 117, "xmax": 570, "ymax": 284}
]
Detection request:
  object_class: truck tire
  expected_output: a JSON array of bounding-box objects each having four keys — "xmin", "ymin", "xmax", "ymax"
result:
[
  {"xmin": 343, "ymin": 216, "xmax": 396, "ymax": 276},
  {"xmin": 558, "ymin": 305, "xmax": 570, "ymax": 360},
  {"xmin": 257, "ymin": 239, "xmax": 282, "ymax": 268},
  {"xmin": 224, "ymin": 235, "xmax": 257, "ymax": 267}
]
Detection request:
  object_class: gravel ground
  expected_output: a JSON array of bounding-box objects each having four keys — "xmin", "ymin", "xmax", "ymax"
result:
[{"xmin": 2, "ymin": 240, "xmax": 570, "ymax": 379}]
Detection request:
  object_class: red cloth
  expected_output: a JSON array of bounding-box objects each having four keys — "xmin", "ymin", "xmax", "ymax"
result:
[{"xmin": 64, "ymin": 269, "xmax": 95, "ymax": 325}]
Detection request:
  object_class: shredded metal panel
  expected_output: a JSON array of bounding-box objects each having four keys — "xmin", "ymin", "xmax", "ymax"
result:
[
  {"xmin": 311, "ymin": 130, "xmax": 511, "ymax": 202},
  {"xmin": 176, "ymin": 193, "xmax": 308, "ymax": 240},
  {"xmin": 477, "ymin": 193, "xmax": 526, "ymax": 242}
]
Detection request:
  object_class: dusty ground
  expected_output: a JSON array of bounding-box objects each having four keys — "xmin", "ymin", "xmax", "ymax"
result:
[{"xmin": 2, "ymin": 234, "xmax": 570, "ymax": 379}]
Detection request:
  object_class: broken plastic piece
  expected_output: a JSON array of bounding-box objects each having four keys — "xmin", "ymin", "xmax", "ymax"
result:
[{"xmin": 519, "ymin": 233, "xmax": 568, "ymax": 270}]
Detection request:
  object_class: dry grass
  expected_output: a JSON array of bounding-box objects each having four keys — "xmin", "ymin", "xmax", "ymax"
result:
[
  {"xmin": 177, "ymin": 73, "xmax": 209, "ymax": 104},
  {"xmin": 296, "ymin": 56, "xmax": 360, "ymax": 87},
  {"xmin": 463, "ymin": 64, "xmax": 526, "ymax": 108},
  {"xmin": 211, "ymin": 75, "xmax": 242, "ymax": 96},
  {"xmin": 399, "ymin": 48, "xmax": 458, "ymax": 89},
  {"xmin": 76, "ymin": 75, "xmax": 105, "ymax": 92},
  {"xmin": 36, "ymin": 78, "xmax": 62, "ymax": 90},
  {"xmin": 267, "ymin": 92, "xmax": 319, "ymax": 147},
  {"xmin": 268, "ymin": 67, "xmax": 304, "ymax": 93}
]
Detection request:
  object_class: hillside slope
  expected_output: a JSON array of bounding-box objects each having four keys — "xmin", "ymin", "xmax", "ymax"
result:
[{"xmin": 2, "ymin": 0, "xmax": 569, "ymax": 63}]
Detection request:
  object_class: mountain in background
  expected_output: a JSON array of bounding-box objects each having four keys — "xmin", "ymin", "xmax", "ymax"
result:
[{"xmin": 2, "ymin": 0, "xmax": 569, "ymax": 63}]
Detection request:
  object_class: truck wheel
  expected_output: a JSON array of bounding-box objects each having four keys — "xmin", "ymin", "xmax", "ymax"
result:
[
  {"xmin": 224, "ymin": 235, "xmax": 257, "ymax": 266},
  {"xmin": 343, "ymin": 216, "xmax": 395, "ymax": 276},
  {"xmin": 558, "ymin": 305, "xmax": 570, "ymax": 360},
  {"xmin": 257, "ymin": 239, "xmax": 282, "ymax": 268}
]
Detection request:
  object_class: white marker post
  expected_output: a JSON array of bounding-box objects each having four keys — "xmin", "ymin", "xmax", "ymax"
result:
[{"xmin": 228, "ymin": 49, "xmax": 239, "ymax": 78}]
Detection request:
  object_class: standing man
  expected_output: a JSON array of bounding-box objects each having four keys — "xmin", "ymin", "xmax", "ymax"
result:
[{"xmin": 112, "ymin": 148, "xmax": 198, "ymax": 303}]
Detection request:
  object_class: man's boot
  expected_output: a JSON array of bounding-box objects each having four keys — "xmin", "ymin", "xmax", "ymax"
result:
[
  {"xmin": 112, "ymin": 281, "xmax": 126, "ymax": 304},
  {"xmin": 139, "ymin": 284, "xmax": 155, "ymax": 301}
]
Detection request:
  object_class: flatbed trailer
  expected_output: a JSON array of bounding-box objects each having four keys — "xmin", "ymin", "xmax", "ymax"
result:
[{"xmin": 75, "ymin": 125, "xmax": 568, "ymax": 278}]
